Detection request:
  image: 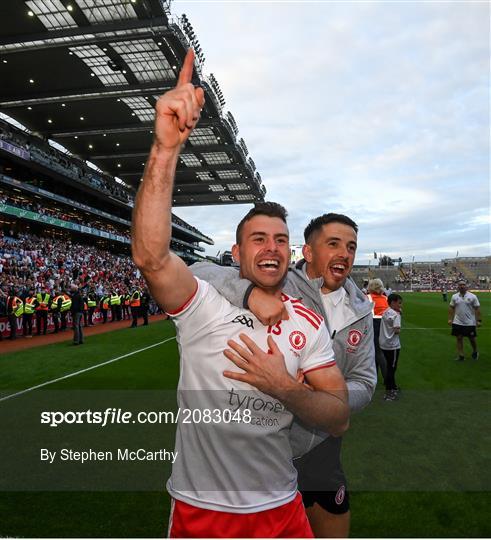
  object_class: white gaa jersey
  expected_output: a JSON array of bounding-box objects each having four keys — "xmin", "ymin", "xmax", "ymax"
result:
[
  {"xmin": 166, "ymin": 278, "xmax": 335, "ymax": 513},
  {"xmin": 379, "ymin": 307, "xmax": 401, "ymax": 350},
  {"xmin": 450, "ymin": 292, "xmax": 480, "ymax": 326}
]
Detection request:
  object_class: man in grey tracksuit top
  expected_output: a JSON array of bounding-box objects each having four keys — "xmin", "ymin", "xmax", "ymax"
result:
[{"xmin": 193, "ymin": 212, "xmax": 376, "ymax": 538}]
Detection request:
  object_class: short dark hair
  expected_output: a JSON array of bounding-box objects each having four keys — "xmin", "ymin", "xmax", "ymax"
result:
[
  {"xmin": 235, "ymin": 202, "xmax": 288, "ymax": 244},
  {"xmin": 388, "ymin": 293, "xmax": 402, "ymax": 304},
  {"xmin": 304, "ymin": 213, "xmax": 358, "ymax": 243}
]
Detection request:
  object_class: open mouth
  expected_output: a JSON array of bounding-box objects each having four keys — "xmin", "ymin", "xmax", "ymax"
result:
[
  {"xmin": 257, "ymin": 259, "xmax": 280, "ymax": 272},
  {"xmin": 330, "ymin": 263, "xmax": 347, "ymax": 278}
]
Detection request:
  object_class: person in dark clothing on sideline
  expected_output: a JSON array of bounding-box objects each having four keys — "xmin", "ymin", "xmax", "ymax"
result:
[
  {"xmin": 70, "ymin": 283, "xmax": 84, "ymax": 345},
  {"xmin": 141, "ymin": 288, "xmax": 150, "ymax": 326}
]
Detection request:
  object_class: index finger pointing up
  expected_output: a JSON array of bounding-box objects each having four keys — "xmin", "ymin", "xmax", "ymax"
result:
[{"xmin": 177, "ymin": 48, "xmax": 195, "ymax": 87}]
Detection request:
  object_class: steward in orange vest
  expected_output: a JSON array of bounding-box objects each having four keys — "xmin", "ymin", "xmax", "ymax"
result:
[
  {"xmin": 36, "ymin": 289, "xmax": 50, "ymax": 336},
  {"xmin": 130, "ymin": 289, "xmax": 141, "ymax": 328}
]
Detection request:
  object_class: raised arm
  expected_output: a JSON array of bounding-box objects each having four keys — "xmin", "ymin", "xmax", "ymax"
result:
[{"xmin": 131, "ymin": 50, "xmax": 205, "ymax": 312}]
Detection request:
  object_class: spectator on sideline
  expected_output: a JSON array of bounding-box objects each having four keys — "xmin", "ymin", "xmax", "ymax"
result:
[
  {"xmin": 366, "ymin": 278, "xmax": 389, "ymax": 381},
  {"xmin": 192, "ymin": 212, "xmax": 376, "ymax": 538},
  {"xmin": 379, "ymin": 293, "xmax": 403, "ymax": 401},
  {"xmin": 448, "ymin": 280, "xmax": 481, "ymax": 361},
  {"xmin": 132, "ymin": 50, "xmax": 349, "ymax": 538}
]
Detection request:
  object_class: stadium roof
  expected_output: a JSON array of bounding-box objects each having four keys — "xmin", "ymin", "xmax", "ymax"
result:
[{"xmin": 0, "ymin": 0, "xmax": 266, "ymax": 207}]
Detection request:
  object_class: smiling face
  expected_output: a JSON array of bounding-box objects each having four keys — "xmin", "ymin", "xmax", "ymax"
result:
[
  {"xmin": 231, "ymin": 215, "xmax": 290, "ymax": 293},
  {"xmin": 303, "ymin": 222, "xmax": 357, "ymax": 293}
]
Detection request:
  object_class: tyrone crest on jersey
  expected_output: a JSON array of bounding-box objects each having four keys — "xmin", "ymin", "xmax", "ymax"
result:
[
  {"xmin": 347, "ymin": 329, "xmax": 362, "ymax": 347},
  {"xmin": 289, "ymin": 330, "xmax": 307, "ymax": 351}
]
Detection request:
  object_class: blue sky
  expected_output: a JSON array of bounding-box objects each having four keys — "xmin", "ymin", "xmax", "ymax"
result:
[{"xmin": 173, "ymin": 0, "xmax": 489, "ymax": 264}]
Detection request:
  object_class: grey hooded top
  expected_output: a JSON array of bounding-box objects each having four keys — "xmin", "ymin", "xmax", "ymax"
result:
[{"xmin": 191, "ymin": 260, "xmax": 376, "ymax": 455}]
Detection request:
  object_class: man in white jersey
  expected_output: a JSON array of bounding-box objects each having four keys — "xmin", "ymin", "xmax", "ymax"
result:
[
  {"xmin": 192, "ymin": 213, "xmax": 375, "ymax": 537},
  {"xmin": 448, "ymin": 280, "xmax": 481, "ymax": 361},
  {"xmin": 132, "ymin": 49, "xmax": 349, "ymax": 538},
  {"xmin": 379, "ymin": 293, "xmax": 403, "ymax": 401}
]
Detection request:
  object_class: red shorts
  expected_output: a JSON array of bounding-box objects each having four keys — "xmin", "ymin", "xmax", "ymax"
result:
[{"xmin": 168, "ymin": 492, "xmax": 313, "ymax": 538}]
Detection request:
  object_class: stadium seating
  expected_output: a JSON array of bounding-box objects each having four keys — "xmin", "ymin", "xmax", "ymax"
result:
[{"xmin": 351, "ymin": 258, "xmax": 490, "ymax": 291}]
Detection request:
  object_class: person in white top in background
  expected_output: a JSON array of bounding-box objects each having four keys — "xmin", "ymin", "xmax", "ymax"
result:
[
  {"xmin": 448, "ymin": 280, "xmax": 481, "ymax": 361},
  {"xmin": 379, "ymin": 293, "xmax": 403, "ymax": 401}
]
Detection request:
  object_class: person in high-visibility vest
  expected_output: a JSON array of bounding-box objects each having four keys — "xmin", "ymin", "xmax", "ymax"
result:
[
  {"xmin": 51, "ymin": 292, "xmax": 72, "ymax": 333},
  {"xmin": 366, "ymin": 278, "xmax": 389, "ymax": 381},
  {"xmin": 110, "ymin": 290, "xmax": 122, "ymax": 322},
  {"xmin": 99, "ymin": 294, "xmax": 110, "ymax": 324},
  {"xmin": 130, "ymin": 288, "xmax": 141, "ymax": 328},
  {"xmin": 7, "ymin": 292, "xmax": 24, "ymax": 340},
  {"xmin": 23, "ymin": 289, "xmax": 38, "ymax": 338},
  {"xmin": 36, "ymin": 287, "xmax": 51, "ymax": 336},
  {"xmin": 87, "ymin": 290, "xmax": 97, "ymax": 326},
  {"xmin": 60, "ymin": 291, "xmax": 72, "ymax": 331}
]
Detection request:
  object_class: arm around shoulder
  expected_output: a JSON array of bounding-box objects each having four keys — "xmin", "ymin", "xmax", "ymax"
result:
[{"xmin": 191, "ymin": 262, "xmax": 252, "ymax": 308}]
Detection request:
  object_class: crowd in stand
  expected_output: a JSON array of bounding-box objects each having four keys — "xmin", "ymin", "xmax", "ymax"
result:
[
  {"xmin": 0, "ymin": 230, "xmax": 164, "ymax": 340},
  {"xmin": 394, "ymin": 268, "xmax": 485, "ymax": 290},
  {"xmin": 0, "ymin": 231, "xmax": 143, "ymax": 296}
]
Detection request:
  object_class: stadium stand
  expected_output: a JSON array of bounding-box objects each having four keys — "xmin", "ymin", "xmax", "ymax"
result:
[
  {"xmin": 351, "ymin": 257, "xmax": 490, "ymax": 291},
  {"xmin": 0, "ymin": 0, "xmax": 269, "ymax": 340}
]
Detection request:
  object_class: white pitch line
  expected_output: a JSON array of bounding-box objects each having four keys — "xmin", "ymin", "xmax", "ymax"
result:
[{"xmin": 0, "ymin": 336, "xmax": 176, "ymax": 403}]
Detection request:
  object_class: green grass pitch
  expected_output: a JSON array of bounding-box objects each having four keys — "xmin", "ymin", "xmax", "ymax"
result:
[{"xmin": 0, "ymin": 292, "xmax": 489, "ymax": 537}]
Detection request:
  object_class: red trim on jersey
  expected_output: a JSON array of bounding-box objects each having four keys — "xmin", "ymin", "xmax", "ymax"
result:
[
  {"xmin": 166, "ymin": 280, "xmax": 199, "ymax": 316},
  {"xmin": 302, "ymin": 361, "xmax": 336, "ymax": 374},
  {"xmin": 292, "ymin": 302, "xmax": 324, "ymax": 324},
  {"xmin": 293, "ymin": 307, "xmax": 321, "ymax": 330},
  {"xmin": 169, "ymin": 492, "xmax": 313, "ymax": 538}
]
